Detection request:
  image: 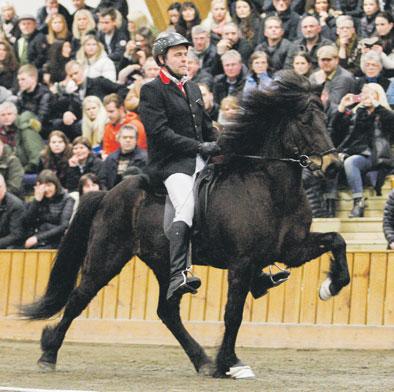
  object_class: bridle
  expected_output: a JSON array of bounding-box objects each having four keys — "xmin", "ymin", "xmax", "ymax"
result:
[{"xmin": 235, "ymin": 148, "xmax": 337, "ymax": 170}]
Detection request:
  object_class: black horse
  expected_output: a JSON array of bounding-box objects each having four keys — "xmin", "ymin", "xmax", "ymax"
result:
[{"xmin": 21, "ymin": 71, "xmax": 350, "ymax": 378}]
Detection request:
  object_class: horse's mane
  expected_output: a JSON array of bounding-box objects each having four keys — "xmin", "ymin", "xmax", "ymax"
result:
[{"xmin": 218, "ymin": 71, "xmax": 315, "ymax": 156}]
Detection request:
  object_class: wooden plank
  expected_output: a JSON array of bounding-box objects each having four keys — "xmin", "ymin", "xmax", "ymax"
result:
[
  {"xmin": 130, "ymin": 259, "xmax": 149, "ymax": 319},
  {"xmin": 204, "ymin": 267, "xmax": 223, "ymax": 321},
  {"xmin": 219, "ymin": 270, "xmax": 228, "ymax": 321},
  {"xmin": 0, "ymin": 251, "xmax": 12, "ymax": 316},
  {"xmin": 384, "ymin": 253, "xmax": 394, "ymax": 325},
  {"xmin": 117, "ymin": 262, "xmax": 134, "ymax": 319},
  {"xmin": 266, "ymin": 269, "xmax": 286, "ymax": 323},
  {"xmin": 299, "ymin": 259, "xmax": 320, "ymax": 324},
  {"xmin": 102, "ymin": 275, "xmax": 120, "ymax": 319},
  {"xmin": 144, "ymin": 268, "xmax": 159, "ymax": 321},
  {"xmin": 7, "ymin": 252, "xmax": 25, "ymax": 316},
  {"xmin": 367, "ymin": 253, "xmax": 387, "ymax": 325},
  {"xmin": 283, "ymin": 266, "xmax": 302, "ymax": 323},
  {"xmin": 332, "ymin": 253, "xmax": 353, "ymax": 325},
  {"xmin": 349, "ymin": 253, "xmax": 370, "ymax": 325},
  {"xmin": 316, "ymin": 253, "xmax": 334, "ymax": 324},
  {"xmin": 35, "ymin": 252, "xmax": 53, "ymax": 299},
  {"xmin": 189, "ymin": 265, "xmax": 209, "ymax": 321},
  {"xmin": 21, "ymin": 252, "xmax": 38, "ymax": 306}
]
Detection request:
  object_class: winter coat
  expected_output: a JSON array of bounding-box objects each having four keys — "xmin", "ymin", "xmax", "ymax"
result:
[
  {"xmin": 85, "ymin": 54, "xmax": 117, "ymax": 82},
  {"xmin": 23, "ymin": 190, "xmax": 74, "ymax": 248},
  {"xmin": 0, "ymin": 144, "xmax": 24, "ymax": 195},
  {"xmin": 255, "ymin": 38, "xmax": 294, "ymax": 73},
  {"xmin": 213, "ymin": 67, "xmax": 247, "ymax": 105},
  {"xmin": 0, "ymin": 192, "xmax": 25, "ymax": 248}
]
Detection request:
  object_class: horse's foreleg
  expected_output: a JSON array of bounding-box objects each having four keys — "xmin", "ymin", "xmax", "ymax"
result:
[
  {"xmin": 215, "ymin": 263, "xmax": 253, "ymax": 378},
  {"xmin": 285, "ymin": 232, "xmax": 350, "ymax": 299},
  {"xmin": 155, "ymin": 276, "xmax": 213, "ymax": 375}
]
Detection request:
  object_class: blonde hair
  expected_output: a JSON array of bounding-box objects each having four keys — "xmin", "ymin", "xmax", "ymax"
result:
[
  {"xmin": 82, "ymin": 96, "xmax": 108, "ymax": 147},
  {"xmin": 354, "ymin": 83, "xmax": 391, "ymax": 112},
  {"xmin": 77, "ymin": 34, "xmax": 105, "ymax": 64},
  {"xmin": 201, "ymin": 0, "xmax": 231, "ymax": 32},
  {"xmin": 72, "ymin": 9, "xmax": 96, "ymax": 40},
  {"xmin": 220, "ymin": 95, "xmax": 239, "ymax": 111},
  {"xmin": 47, "ymin": 13, "xmax": 69, "ymax": 44}
]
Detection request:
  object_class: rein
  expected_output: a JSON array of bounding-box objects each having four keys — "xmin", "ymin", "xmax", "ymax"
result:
[{"xmin": 236, "ymin": 148, "xmax": 337, "ymax": 170}]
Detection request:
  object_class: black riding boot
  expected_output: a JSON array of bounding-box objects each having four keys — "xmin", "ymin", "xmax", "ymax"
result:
[
  {"xmin": 166, "ymin": 221, "xmax": 201, "ymax": 301},
  {"xmin": 326, "ymin": 198, "xmax": 336, "ymax": 218},
  {"xmin": 250, "ymin": 270, "xmax": 291, "ymax": 299},
  {"xmin": 349, "ymin": 197, "xmax": 365, "ymax": 218}
]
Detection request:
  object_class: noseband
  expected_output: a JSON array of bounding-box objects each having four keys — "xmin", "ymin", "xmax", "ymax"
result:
[{"xmin": 236, "ymin": 148, "xmax": 337, "ymax": 170}]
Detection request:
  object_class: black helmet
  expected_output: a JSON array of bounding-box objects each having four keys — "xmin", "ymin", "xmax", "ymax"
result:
[{"xmin": 152, "ymin": 32, "xmax": 191, "ymax": 66}]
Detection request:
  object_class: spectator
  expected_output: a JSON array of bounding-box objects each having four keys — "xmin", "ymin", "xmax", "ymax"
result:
[
  {"xmin": 78, "ymin": 172, "xmax": 101, "ymax": 194},
  {"xmin": 43, "ymin": 39, "xmax": 73, "ymax": 85},
  {"xmin": 305, "ymin": 0, "xmax": 338, "ymax": 41},
  {"xmin": 213, "ymin": 49, "xmax": 247, "ymax": 105},
  {"xmin": 166, "ymin": 2, "xmax": 182, "ymax": 33},
  {"xmin": 141, "ymin": 56, "xmax": 160, "ymax": 81},
  {"xmin": 65, "ymin": 136, "xmax": 103, "ymax": 192},
  {"xmin": 0, "ymin": 173, "xmax": 26, "ymax": 249},
  {"xmin": 175, "ymin": 2, "xmax": 201, "ymax": 42},
  {"xmin": 98, "ymin": 8, "xmax": 128, "ymax": 69},
  {"xmin": 0, "ymin": 101, "xmax": 44, "ymax": 174},
  {"xmin": 14, "ymin": 14, "xmax": 44, "ymax": 67},
  {"xmin": 255, "ymin": 16, "xmax": 294, "ymax": 73},
  {"xmin": 190, "ymin": 25, "xmax": 217, "ymax": 72},
  {"xmin": 36, "ymin": 0, "xmax": 72, "ymax": 33},
  {"xmin": 243, "ymin": 51, "xmax": 272, "ymax": 96},
  {"xmin": 336, "ymin": 15, "xmax": 363, "ymax": 76},
  {"xmin": 212, "ymin": 22, "xmax": 253, "ymax": 75},
  {"xmin": 263, "ymin": 0, "xmax": 301, "ymax": 42},
  {"xmin": 287, "ymin": 15, "xmax": 333, "ymax": 70},
  {"xmin": 100, "ymin": 123, "xmax": 147, "ymax": 189},
  {"xmin": 102, "ymin": 93, "xmax": 147, "ymax": 158},
  {"xmin": 71, "ymin": 0, "xmax": 95, "ymax": 16},
  {"xmin": 360, "ymin": 35, "xmax": 394, "ymax": 76},
  {"xmin": 218, "ymin": 95, "xmax": 239, "ymax": 127},
  {"xmin": 233, "ymin": 0, "xmax": 262, "ymax": 48},
  {"xmin": 198, "ymin": 82, "xmax": 219, "ymax": 122},
  {"xmin": 23, "ymin": 169, "xmax": 74, "ymax": 249},
  {"xmin": 187, "ymin": 51, "xmax": 214, "ymax": 89},
  {"xmin": 0, "ymin": 3, "xmax": 20, "ymax": 45},
  {"xmin": 0, "ymin": 39, "xmax": 18, "ymax": 89},
  {"xmin": 336, "ymin": 0, "xmax": 364, "ymax": 19},
  {"xmin": 16, "ymin": 64, "xmax": 52, "ymax": 132},
  {"xmin": 292, "ymin": 50, "xmax": 313, "ymax": 76},
  {"xmin": 310, "ymin": 45, "xmax": 356, "ymax": 127},
  {"xmin": 76, "ymin": 34, "xmax": 117, "ymax": 82},
  {"xmin": 359, "ymin": 0, "xmax": 380, "ymax": 38},
  {"xmin": 383, "ymin": 189, "xmax": 394, "ymax": 249},
  {"xmin": 71, "ymin": 9, "xmax": 96, "ymax": 53},
  {"xmin": 332, "ymin": 83, "xmax": 394, "ymax": 217},
  {"xmin": 82, "ymin": 95, "xmax": 107, "ymax": 153},
  {"xmin": 200, "ymin": 0, "xmax": 232, "ymax": 44},
  {"xmin": 126, "ymin": 10, "xmax": 156, "ymax": 41},
  {"xmin": 95, "ymin": 0, "xmax": 129, "ymax": 21},
  {"xmin": 0, "ymin": 139, "xmax": 24, "ymax": 195},
  {"xmin": 37, "ymin": 130, "xmax": 72, "ymax": 188},
  {"xmin": 374, "ymin": 12, "xmax": 393, "ymax": 73}
]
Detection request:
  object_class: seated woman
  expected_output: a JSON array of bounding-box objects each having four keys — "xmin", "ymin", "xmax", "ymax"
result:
[
  {"xmin": 0, "ymin": 39, "xmax": 18, "ymax": 89},
  {"xmin": 82, "ymin": 96, "xmax": 107, "ymax": 155},
  {"xmin": 305, "ymin": 0, "xmax": 338, "ymax": 40},
  {"xmin": 38, "ymin": 130, "xmax": 72, "ymax": 188},
  {"xmin": 23, "ymin": 170, "xmax": 75, "ymax": 249},
  {"xmin": 233, "ymin": 0, "xmax": 261, "ymax": 49},
  {"xmin": 359, "ymin": 0, "xmax": 381, "ymax": 38},
  {"xmin": 64, "ymin": 136, "xmax": 104, "ymax": 192},
  {"xmin": 43, "ymin": 40, "xmax": 73, "ymax": 86},
  {"xmin": 332, "ymin": 83, "xmax": 394, "ymax": 217},
  {"xmin": 201, "ymin": 0, "xmax": 232, "ymax": 45},
  {"xmin": 292, "ymin": 51, "xmax": 313, "ymax": 77},
  {"xmin": 175, "ymin": 1, "xmax": 201, "ymax": 41},
  {"xmin": 71, "ymin": 9, "xmax": 96, "ymax": 53},
  {"xmin": 242, "ymin": 51, "xmax": 272, "ymax": 96}
]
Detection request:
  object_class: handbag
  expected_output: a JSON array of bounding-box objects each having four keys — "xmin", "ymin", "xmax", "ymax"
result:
[{"xmin": 371, "ymin": 116, "xmax": 392, "ymax": 169}]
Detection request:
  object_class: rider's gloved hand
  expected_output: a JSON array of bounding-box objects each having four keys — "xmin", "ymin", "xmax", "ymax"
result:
[{"xmin": 198, "ymin": 142, "xmax": 221, "ymax": 158}]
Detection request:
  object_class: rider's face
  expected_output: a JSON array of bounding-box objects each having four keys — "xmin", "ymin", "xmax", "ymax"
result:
[{"xmin": 163, "ymin": 45, "xmax": 189, "ymax": 77}]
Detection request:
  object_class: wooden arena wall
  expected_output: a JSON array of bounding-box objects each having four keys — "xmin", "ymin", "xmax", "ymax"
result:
[{"xmin": 0, "ymin": 250, "xmax": 393, "ymax": 349}]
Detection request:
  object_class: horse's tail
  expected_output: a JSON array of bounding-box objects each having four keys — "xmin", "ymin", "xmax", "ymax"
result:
[{"xmin": 20, "ymin": 191, "xmax": 107, "ymax": 320}]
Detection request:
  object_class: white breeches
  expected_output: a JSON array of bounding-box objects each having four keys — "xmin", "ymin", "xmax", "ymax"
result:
[{"xmin": 164, "ymin": 155, "xmax": 205, "ymax": 227}]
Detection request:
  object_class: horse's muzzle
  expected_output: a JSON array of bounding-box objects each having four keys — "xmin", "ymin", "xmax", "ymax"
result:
[{"xmin": 325, "ymin": 159, "xmax": 343, "ymax": 179}]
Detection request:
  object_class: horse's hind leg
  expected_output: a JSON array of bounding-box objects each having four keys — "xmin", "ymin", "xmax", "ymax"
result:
[
  {"xmin": 155, "ymin": 273, "xmax": 213, "ymax": 375},
  {"xmin": 38, "ymin": 243, "xmax": 133, "ymax": 370},
  {"xmin": 285, "ymin": 232, "xmax": 350, "ymax": 299}
]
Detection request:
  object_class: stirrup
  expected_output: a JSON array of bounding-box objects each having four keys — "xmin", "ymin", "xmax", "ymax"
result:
[
  {"xmin": 166, "ymin": 270, "xmax": 201, "ymax": 301},
  {"xmin": 269, "ymin": 264, "xmax": 290, "ymax": 286}
]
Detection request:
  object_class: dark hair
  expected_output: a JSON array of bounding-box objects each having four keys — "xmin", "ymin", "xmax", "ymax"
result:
[
  {"xmin": 292, "ymin": 50, "xmax": 313, "ymax": 64},
  {"xmin": 78, "ymin": 173, "xmax": 101, "ymax": 195},
  {"xmin": 47, "ymin": 39, "xmax": 72, "ymax": 83},
  {"xmin": 233, "ymin": 0, "xmax": 259, "ymax": 44},
  {"xmin": 36, "ymin": 169, "xmax": 62, "ymax": 197},
  {"xmin": 167, "ymin": 2, "xmax": 182, "ymax": 12},
  {"xmin": 0, "ymin": 39, "xmax": 18, "ymax": 72},
  {"xmin": 376, "ymin": 11, "xmax": 393, "ymax": 24},
  {"xmin": 103, "ymin": 93, "xmax": 123, "ymax": 108},
  {"xmin": 175, "ymin": 2, "xmax": 201, "ymax": 40},
  {"xmin": 72, "ymin": 136, "xmax": 92, "ymax": 149},
  {"xmin": 99, "ymin": 7, "xmax": 117, "ymax": 21}
]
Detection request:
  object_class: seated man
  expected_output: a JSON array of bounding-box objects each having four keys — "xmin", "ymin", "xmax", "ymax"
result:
[
  {"xmin": 0, "ymin": 139, "xmax": 24, "ymax": 196},
  {"xmin": 187, "ymin": 51, "xmax": 214, "ymax": 89},
  {"xmin": 100, "ymin": 124, "xmax": 147, "ymax": 189},
  {"xmin": 0, "ymin": 174, "xmax": 26, "ymax": 249}
]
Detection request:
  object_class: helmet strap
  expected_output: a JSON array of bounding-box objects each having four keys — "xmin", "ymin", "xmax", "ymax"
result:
[{"xmin": 163, "ymin": 64, "xmax": 183, "ymax": 80}]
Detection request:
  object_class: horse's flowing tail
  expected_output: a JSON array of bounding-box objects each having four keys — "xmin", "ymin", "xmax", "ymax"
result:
[{"xmin": 20, "ymin": 191, "xmax": 107, "ymax": 320}]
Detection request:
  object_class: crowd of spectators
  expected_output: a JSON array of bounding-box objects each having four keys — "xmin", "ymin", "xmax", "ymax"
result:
[{"xmin": 0, "ymin": 0, "xmax": 393, "ymax": 249}]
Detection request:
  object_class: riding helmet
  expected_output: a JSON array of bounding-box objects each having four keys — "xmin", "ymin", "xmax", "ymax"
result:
[{"xmin": 152, "ymin": 32, "xmax": 191, "ymax": 66}]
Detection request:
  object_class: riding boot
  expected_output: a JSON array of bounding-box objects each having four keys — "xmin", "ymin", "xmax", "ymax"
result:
[
  {"xmin": 349, "ymin": 197, "xmax": 365, "ymax": 218},
  {"xmin": 166, "ymin": 221, "xmax": 201, "ymax": 301},
  {"xmin": 250, "ymin": 270, "xmax": 290, "ymax": 299},
  {"xmin": 326, "ymin": 198, "xmax": 336, "ymax": 218}
]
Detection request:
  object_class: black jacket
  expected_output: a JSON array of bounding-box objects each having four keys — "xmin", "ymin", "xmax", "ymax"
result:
[
  {"xmin": 99, "ymin": 29, "xmax": 128, "ymax": 66},
  {"xmin": 24, "ymin": 190, "xmax": 74, "ymax": 248},
  {"xmin": 100, "ymin": 147, "xmax": 147, "ymax": 189},
  {"xmin": 256, "ymin": 38, "xmax": 294, "ymax": 73},
  {"xmin": 0, "ymin": 192, "xmax": 25, "ymax": 248},
  {"xmin": 139, "ymin": 76, "xmax": 215, "ymax": 184},
  {"xmin": 213, "ymin": 67, "xmax": 247, "ymax": 105},
  {"xmin": 36, "ymin": 4, "xmax": 72, "ymax": 32},
  {"xmin": 263, "ymin": 9, "xmax": 300, "ymax": 42}
]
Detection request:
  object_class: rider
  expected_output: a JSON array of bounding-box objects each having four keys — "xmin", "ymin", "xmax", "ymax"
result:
[{"xmin": 139, "ymin": 32, "xmax": 220, "ymax": 301}]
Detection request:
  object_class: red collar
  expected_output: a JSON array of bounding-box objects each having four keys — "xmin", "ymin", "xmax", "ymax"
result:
[{"xmin": 159, "ymin": 69, "xmax": 171, "ymax": 85}]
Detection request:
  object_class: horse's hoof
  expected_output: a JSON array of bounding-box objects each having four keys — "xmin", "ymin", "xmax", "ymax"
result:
[
  {"xmin": 319, "ymin": 278, "xmax": 332, "ymax": 301},
  {"xmin": 37, "ymin": 359, "xmax": 56, "ymax": 372},
  {"xmin": 226, "ymin": 364, "xmax": 256, "ymax": 379},
  {"xmin": 198, "ymin": 362, "xmax": 214, "ymax": 377}
]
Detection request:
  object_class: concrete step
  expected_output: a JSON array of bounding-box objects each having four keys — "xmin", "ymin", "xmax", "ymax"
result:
[{"xmin": 312, "ymin": 217, "xmax": 383, "ymax": 233}]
